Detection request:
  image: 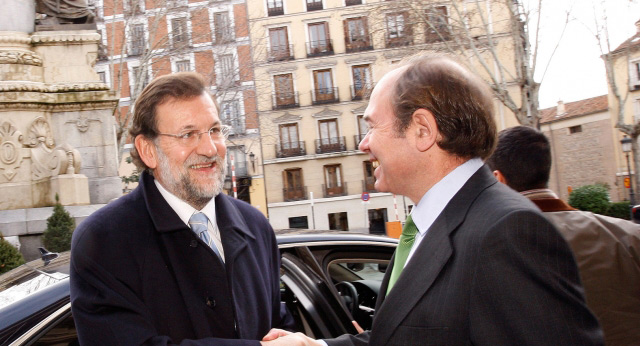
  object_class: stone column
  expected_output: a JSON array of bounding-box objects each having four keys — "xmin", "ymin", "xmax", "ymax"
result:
[{"xmin": 0, "ymin": 0, "xmax": 36, "ymax": 33}]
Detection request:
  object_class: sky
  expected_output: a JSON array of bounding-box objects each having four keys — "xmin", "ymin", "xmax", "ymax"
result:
[{"xmin": 533, "ymin": 0, "xmax": 640, "ymax": 109}]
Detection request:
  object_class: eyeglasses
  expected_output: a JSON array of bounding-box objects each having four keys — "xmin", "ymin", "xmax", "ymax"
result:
[{"xmin": 157, "ymin": 125, "xmax": 230, "ymax": 146}]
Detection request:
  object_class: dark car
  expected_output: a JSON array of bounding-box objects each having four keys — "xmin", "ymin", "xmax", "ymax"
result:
[{"xmin": 0, "ymin": 232, "xmax": 396, "ymax": 345}]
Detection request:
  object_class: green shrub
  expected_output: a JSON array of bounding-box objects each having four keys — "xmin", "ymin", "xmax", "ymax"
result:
[
  {"xmin": 0, "ymin": 233, "xmax": 25, "ymax": 274},
  {"xmin": 42, "ymin": 195, "xmax": 75, "ymax": 252},
  {"xmin": 606, "ymin": 201, "xmax": 631, "ymax": 220},
  {"xmin": 568, "ymin": 184, "xmax": 611, "ymax": 215}
]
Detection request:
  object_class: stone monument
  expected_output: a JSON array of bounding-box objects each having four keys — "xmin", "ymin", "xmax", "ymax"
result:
[{"xmin": 0, "ymin": 0, "xmax": 120, "ymax": 259}]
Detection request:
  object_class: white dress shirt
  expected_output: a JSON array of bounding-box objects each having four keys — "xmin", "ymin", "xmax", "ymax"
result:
[
  {"xmin": 405, "ymin": 157, "xmax": 484, "ymax": 266},
  {"xmin": 154, "ymin": 179, "xmax": 225, "ymax": 262}
]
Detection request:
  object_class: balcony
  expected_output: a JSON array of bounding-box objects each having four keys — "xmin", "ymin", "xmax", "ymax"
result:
[
  {"xmin": 350, "ymin": 84, "xmax": 373, "ymax": 101},
  {"xmin": 272, "ymin": 91, "xmax": 300, "ymax": 110},
  {"xmin": 362, "ymin": 178, "xmax": 376, "ymax": 193},
  {"xmin": 386, "ymin": 36, "xmax": 413, "ymax": 48},
  {"xmin": 268, "ymin": 44, "xmax": 294, "ymax": 62},
  {"xmin": 311, "ymin": 87, "xmax": 339, "ymax": 105},
  {"xmin": 323, "ymin": 182, "xmax": 348, "ymax": 198},
  {"xmin": 267, "ymin": 5, "xmax": 284, "ymax": 16},
  {"xmin": 284, "ymin": 186, "xmax": 307, "ymax": 201},
  {"xmin": 276, "ymin": 141, "xmax": 307, "ymax": 158},
  {"xmin": 345, "ymin": 0, "xmax": 362, "ymax": 5},
  {"xmin": 353, "ymin": 134, "xmax": 366, "ymax": 148},
  {"xmin": 306, "ymin": 39, "xmax": 334, "ymax": 57},
  {"xmin": 315, "ymin": 137, "xmax": 346, "ymax": 154},
  {"xmin": 306, "ymin": 1, "xmax": 323, "ymax": 11},
  {"xmin": 345, "ymin": 37, "xmax": 373, "ymax": 53}
]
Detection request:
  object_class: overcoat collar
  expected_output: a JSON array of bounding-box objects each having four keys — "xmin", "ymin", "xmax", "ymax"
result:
[{"xmin": 371, "ymin": 165, "xmax": 498, "ymax": 345}]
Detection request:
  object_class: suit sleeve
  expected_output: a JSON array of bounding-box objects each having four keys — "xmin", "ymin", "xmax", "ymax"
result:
[
  {"xmin": 469, "ymin": 209, "xmax": 603, "ymax": 345},
  {"xmin": 70, "ymin": 223, "xmax": 260, "ymax": 346},
  {"xmin": 323, "ymin": 331, "xmax": 370, "ymax": 346}
]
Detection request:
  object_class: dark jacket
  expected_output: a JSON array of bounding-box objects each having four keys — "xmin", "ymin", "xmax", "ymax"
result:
[
  {"xmin": 326, "ymin": 166, "xmax": 603, "ymax": 346},
  {"xmin": 70, "ymin": 171, "xmax": 285, "ymax": 345}
]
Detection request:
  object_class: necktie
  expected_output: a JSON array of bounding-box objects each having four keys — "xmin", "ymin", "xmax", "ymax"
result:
[
  {"xmin": 386, "ymin": 214, "xmax": 418, "ymax": 294},
  {"xmin": 189, "ymin": 212, "xmax": 222, "ymax": 260}
]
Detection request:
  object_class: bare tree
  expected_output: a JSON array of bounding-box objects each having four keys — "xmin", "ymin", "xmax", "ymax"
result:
[
  {"xmin": 366, "ymin": 0, "xmax": 568, "ymax": 127},
  {"xmin": 591, "ymin": 1, "xmax": 640, "ymax": 192}
]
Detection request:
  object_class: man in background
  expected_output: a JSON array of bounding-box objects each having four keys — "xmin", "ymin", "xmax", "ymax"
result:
[{"xmin": 487, "ymin": 125, "xmax": 640, "ymax": 345}]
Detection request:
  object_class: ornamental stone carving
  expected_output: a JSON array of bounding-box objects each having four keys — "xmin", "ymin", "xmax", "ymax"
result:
[
  {"xmin": 0, "ymin": 51, "xmax": 43, "ymax": 66},
  {"xmin": 66, "ymin": 113, "xmax": 102, "ymax": 133},
  {"xmin": 0, "ymin": 122, "xmax": 24, "ymax": 181},
  {"xmin": 26, "ymin": 116, "xmax": 55, "ymax": 150}
]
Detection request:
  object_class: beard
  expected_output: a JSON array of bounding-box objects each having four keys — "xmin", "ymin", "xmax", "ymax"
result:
[{"xmin": 155, "ymin": 145, "xmax": 227, "ymax": 209}]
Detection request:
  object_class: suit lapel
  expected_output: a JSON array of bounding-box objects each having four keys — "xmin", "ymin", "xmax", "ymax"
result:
[
  {"xmin": 215, "ymin": 194, "xmax": 256, "ymax": 269},
  {"xmin": 371, "ymin": 166, "xmax": 497, "ymax": 345}
]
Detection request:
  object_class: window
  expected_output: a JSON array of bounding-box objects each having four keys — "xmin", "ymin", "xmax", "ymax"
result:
[
  {"xmin": 631, "ymin": 62, "xmax": 640, "ymax": 90},
  {"xmin": 288, "ymin": 216, "xmax": 309, "ymax": 229},
  {"xmin": 312, "ymin": 69, "xmax": 336, "ymax": 104},
  {"xmin": 227, "ymin": 146, "xmax": 248, "ymax": 177},
  {"xmin": 324, "ymin": 164, "xmax": 344, "ymax": 197},
  {"xmin": 214, "ymin": 12, "xmax": 233, "ymax": 43},
  {"xmin": 218, "ymin": 54, "xmax": 236, "ymax": 86},
  {"xmin": 267, "ymin": 0, "xmax": 284, "ymax": 16},
  {"xmin": 425, "ymin": 6, "xmax": 450, "ymax": 42},
  {"xmin": 269, "ymin": 27, "xmax": 292, "ymax": 61},
  {"xmin": 273, "ymin": 73, "xmax": 297, "ymax": 108},
  {"xmin": 308, "ymin": 22, "xmax": 332, "ymax": 56},
  {"xmin": 635, "ymin": 98, "xmax": 640, "ymax": 122},
  {"xmin": 345, "ymin": 0, "xmax": 362, "ymax": 5},
  {"xmin": 171, "ymin": 17, "xmax": 189, "ymax": 48},
  {"xmin": 344, "ymin": 17, "xmax": 371, "ymax": 52},
  {"xmin": 328, "ymin": 212, "xmax": 348, "ymax": 231},
  {"xmin": 363, "ymin": 161, "xmax": 376, "ymax": 192},
  {"xmin": 386, "ymin": 12, "xmax": 412, "ymax": 47},
  {"xmin": 129, "ymin": 23, "xmax": 145, "ymax": 56},
  {"xmin": 317, "ymin": 119, "xmax": 344, "ymax": 153},
  {"xmin": 175, "ymin": 60, "xmax": 190, "ymax": 72},
  {"xmin": 97, "ymin": 71, "xmax": 106, "ymax": 83},
  {"xmin": 569, "ymin": 125, "xmax": 582, "ymax": 134},
  {"xmin": 131, "ymin": 66, "xmax": 149, "ymax": 96},
  {"xmin": 307, "ymin": 0, "xmax": 323, "ymax": 11},
  {"xmin": 283, "ymin": 168, "xmax": 305, "ymax": 201},
  {"xmin": 278, "ymin": 123, "xmax": 304, "ymax": 157},
  {"xmin": 351, "ymin": 64, "xmax": 372, "ymax": 100},
  {"xmin": 221, "ymin": 100, "xmax": 244, "ymax": 135},
  {"xmin": 356, "ymin": 115, "xmax": 368, "ymax": 146},
  {"xmin": 368, "ymin": 208, "xmax": 387, "ymax": 234},
  {"xmin": 125, "ymin": 0, "xmax": 143, "ymax": 15}
]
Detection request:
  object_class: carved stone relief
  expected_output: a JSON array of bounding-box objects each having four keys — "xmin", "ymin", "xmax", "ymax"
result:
[
  {"xmin": 0, "ymin": 121, "xmax": 24, "ymax": 180},
  {"xmin": 26, "ymin": 116, "xmax": 81, "ymax": 181},
  {"xmin": 66, "ymin": 113, "xmax": 102, "ymax": 133}
]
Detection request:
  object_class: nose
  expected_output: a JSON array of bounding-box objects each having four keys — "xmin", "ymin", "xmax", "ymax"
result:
[
  {"xmin": 358, "ymin": 132, "xmax": 370, "ymax": 152},
  {"xmin": 195, "ymin": 133, "xmax": 219, "ymax": 157}
]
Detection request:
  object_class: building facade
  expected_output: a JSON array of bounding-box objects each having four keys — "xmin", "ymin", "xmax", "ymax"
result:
[
  {"xmin": 247, "ymin": 0, "xmax": 520, "ymax": 232},
  {"xmin": 93, "ymin": 0, "xmax": 268, "ymax": 214}
]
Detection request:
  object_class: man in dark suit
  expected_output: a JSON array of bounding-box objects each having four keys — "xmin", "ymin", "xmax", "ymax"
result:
[
  {"xmin": 70, "ymin": 72, "xmax": 290, "ymax": 345},
  {"xmin": 262, "ymin": 54, "xmax": 603, "ymax": 345}
]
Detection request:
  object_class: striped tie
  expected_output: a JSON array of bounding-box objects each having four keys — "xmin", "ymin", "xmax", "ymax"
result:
[
  {"xmin": 386, "ymin": 214, "xmax": 418, "ymax": 294},
  {"xmin": 189, "ymin": 212, "xmax": 222, "ymax": 260}
]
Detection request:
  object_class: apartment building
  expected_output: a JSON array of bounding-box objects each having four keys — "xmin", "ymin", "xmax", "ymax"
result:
[
  {"xmin": 93, "ymin": 0, "xmax": 267, "ymax": 215},
  {"xmin": 247, "ymin": 0, "xmax": 520, "ymax": 232}
]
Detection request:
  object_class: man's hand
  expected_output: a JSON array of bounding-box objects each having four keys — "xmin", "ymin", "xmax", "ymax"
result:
[{"xmin": 261, "ymin": 329, "xmax": 323, "ymax": 346}]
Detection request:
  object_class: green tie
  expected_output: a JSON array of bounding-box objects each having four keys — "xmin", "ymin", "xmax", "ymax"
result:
[{"xmin": 387, "ymin": 214, "xmax": 418, "ymax": 294}]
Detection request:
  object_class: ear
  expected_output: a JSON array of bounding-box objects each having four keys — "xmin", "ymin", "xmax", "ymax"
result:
[
  {"xmin": 412, "ymin": 108, "xmax": 439, "ymax": 152},
  {"xmin": 135, "ymin": 135, "xmax": 158, "ymax": 170},
  {"xmin": 493, "ymin": 170, "xmax": 508, "ymax": 184}
]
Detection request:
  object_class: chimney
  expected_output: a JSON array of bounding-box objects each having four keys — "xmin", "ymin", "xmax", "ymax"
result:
[{"xmin": 556, "ymin": 100, "xmax": 566, "ymax": 116}]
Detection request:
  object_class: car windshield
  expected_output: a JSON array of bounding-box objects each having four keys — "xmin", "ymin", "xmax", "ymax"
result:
[{"xmin": 0, "ymin": 251, "xmax": 70, "ymax": 309}]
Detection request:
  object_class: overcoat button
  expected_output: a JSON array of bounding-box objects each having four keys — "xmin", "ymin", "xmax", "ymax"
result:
[
  {"xmin": 206, "ymin": 297, "xmax": 216, "ymax": 308},
  {"xmin": 190, "ymin": 240, "xmax": 198, "ymax": 247}
]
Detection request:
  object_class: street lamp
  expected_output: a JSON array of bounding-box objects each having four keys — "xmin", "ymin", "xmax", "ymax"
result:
[{"xmin": 621, "ymin": 136, "xmax": 636, "ymax": 209}]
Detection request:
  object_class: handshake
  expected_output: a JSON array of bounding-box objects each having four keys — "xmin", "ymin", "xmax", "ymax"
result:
[{"xmin": 260, "ymin": 321, "xmax": 364, "ymax": 345}]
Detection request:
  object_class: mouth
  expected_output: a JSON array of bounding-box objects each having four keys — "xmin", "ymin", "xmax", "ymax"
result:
[{"xmin": 190, "ymin": 162, "xmax": 215, "ymax": 170}]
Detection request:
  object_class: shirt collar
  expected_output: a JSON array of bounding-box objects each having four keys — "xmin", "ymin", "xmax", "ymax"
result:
[
  {"xmin": 520, "ymin": 188, "xmax": 558, "ymax": 200},
  {"xmin": 154, "ymin": 179, "xmax": 217, "ymax": 226},
  {"xmin": 411, "ymin": 157, "xmax": 484, "ymax": 235}
]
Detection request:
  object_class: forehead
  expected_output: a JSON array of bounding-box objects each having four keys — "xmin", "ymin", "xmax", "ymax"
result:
[
  {"xmin": 364, "ymin": 70, "xmax": 398, "ymax": 123},
  {"xmin": 155, "ymin": 94, "xmax": 219, "ymax": 129}
]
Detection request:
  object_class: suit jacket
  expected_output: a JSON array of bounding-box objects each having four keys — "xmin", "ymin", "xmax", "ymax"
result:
[
  {"xmin": 326, "ymin": 166, "xmax": 603, "ymax": 346},
  {"xmin": 70, "ymin": 171, "xmax": 286, "ymax": 345},
  {"xmin": 527, "ymin": 192, "xmax": 640, "ymax": 346}
]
